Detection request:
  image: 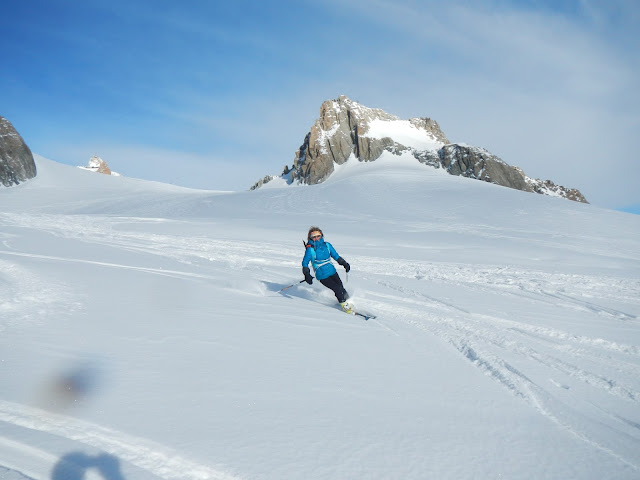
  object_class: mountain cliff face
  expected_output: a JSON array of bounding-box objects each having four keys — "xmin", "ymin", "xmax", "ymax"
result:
[
  {"xmin": 251, "ymin": 96, "xmax": 587, "ymax": 203},
  {"xmin": 0, "ymin": 116, "xmax": 37, "ymax": 187},
  {"xmin": 289, "ymin": 95, "xmax": 448, "ymax": 185}
]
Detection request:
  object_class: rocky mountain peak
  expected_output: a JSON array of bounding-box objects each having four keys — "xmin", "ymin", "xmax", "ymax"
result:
[
  {"xmin": 0, "ymin": 116, "xmax": 37, "ymax": 187},
  {"xmin": 251, "ymin": 96, "xmax": 587, "ymax": 204},
  {"xmin": 286, "ymin": 95, "xmax": 449, "ymax": 186}
]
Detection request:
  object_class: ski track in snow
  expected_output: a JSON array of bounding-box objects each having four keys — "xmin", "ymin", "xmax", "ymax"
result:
[
  {"xmin": 358, "ymin": 276, "xmax": 640, "ymax": 471},
  {"xmin": 0, "ymin": 258, "xmax": 82, "ymax": 333},
  {"xmin": 0, "ymin": 401, "xmax": 240, "ymax": 480},
  {"xmin": 0, "ymin": 213, "xmax": 297, "ymax": 271},
  {"xmin": 1, "ymin": 212, "xmax": 640, "ymax": 474}
]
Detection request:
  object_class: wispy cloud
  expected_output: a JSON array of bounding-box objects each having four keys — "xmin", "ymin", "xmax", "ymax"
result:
[
  {"xmin": 307, "ymin": 0, "xmax": 640, "ymax": 207},
  {"xmin": 4, "ymin": 0, "xmax": 639, "ymax": 208}
]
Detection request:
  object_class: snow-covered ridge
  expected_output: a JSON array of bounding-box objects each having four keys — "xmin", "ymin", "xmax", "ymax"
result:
[{"xmin": 363, "ymin": 118, "xmax": 444, "ymax": 151}]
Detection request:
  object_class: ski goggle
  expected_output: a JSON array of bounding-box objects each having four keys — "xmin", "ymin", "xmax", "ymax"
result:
[{"xmin": 310, "ymin": 233, "xmax": 322, "ymax": 240}]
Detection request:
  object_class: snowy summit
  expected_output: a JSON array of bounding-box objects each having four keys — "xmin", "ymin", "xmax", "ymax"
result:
[{"xmin": 252, "ymin": 96, "xmax": 588, "ymax": 203}]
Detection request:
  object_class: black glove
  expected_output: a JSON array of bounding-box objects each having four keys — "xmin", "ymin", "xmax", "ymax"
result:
[
  {"xmin": 337, "ymin": 257, "xmax": 350, "ymax": 272},
  {"xmin": 302, "ymin": 267, "xmax": 313, "ymax": 284}
]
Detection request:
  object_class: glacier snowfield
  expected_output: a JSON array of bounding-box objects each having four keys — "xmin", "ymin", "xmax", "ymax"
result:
[{"xmin": 1, "ymin": 155, "xmax": 639, "ymax": 479}]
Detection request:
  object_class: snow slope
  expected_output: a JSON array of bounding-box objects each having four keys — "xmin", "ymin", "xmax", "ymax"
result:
[
  {"xmin": 364, "ymin": 119, "xmax": 444, "ymax": 151},
  {"xmin": 1, "ymin": 155, "xmax": 639, "ymax": 479}
]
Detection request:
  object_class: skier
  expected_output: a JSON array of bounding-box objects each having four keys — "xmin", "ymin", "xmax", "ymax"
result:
[{"xmin": 302, "ymin": 226, "xmax": 353, "ymax": 313}]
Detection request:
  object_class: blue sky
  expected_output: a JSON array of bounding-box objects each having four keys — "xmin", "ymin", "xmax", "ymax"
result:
[{"xmin": 3, "ymin": 0, "xmax": 639, "ymax": 211}]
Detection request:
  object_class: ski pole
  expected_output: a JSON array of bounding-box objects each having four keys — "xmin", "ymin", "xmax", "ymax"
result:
[{"xmin": 278, "ymin": 279, "xmax": 307, "ymax": 293}]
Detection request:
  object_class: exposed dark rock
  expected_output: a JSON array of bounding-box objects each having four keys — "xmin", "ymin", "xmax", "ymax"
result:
[
  {"xmin": 439, "ymin": 144, "xmax": 533, "ymax": 193},
  {"xmin": 526, "ymin": 178, "xmax": 589, "ymax": 203},
  {"xmin": 250, "ymin": 175, "xmax": 277, "ymax": 191},
  {"xmin": 0, "ymin": 116, "xmax": 37, "ymax": 187}
]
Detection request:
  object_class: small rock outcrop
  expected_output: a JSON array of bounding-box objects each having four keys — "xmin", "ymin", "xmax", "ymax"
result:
[
  {"xmin": 79, "ymin": 156, "xmax": 119, "ymax": 176},
  {"xmin": 0, "ymin": 116, "xmax": 37, "ymax": 187},
  {"xmin": 253, "ymin": 96, "xmax": 588, "ymax": 203},
  {"xmin": 87, "ymin": 156, "xmax": 111, "ymax": 175},
  {"xmin": 525, "ymin": 177, "xmax": 588, "ymax": 203}
]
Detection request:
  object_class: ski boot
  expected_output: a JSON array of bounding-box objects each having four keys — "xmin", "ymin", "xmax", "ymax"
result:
[{"xmin": 340, "ymin": 301, "xmax": 354, "ymax": 314}]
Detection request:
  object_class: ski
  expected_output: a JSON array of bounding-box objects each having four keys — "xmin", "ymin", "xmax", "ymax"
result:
[
  {"xmin": 352, "ymin": 311, "xmax": 377, "ymax": 320},
  {"xmin": 339, "ymin": 303, "xmax": 376, "ymax": 320}
]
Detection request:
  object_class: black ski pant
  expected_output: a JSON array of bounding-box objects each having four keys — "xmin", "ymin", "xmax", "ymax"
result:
[{"xmin": 319, "ymin": 273, "xmax": 349, "ymax": 303}]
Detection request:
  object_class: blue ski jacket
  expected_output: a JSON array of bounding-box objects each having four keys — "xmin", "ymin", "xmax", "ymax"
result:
[{"xmin": 302, "ymin": 237, "xmax": 340, "ymax": 280}]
